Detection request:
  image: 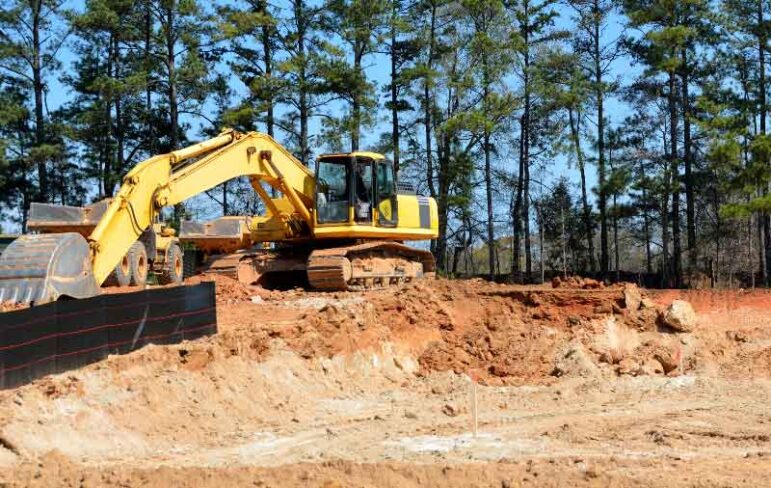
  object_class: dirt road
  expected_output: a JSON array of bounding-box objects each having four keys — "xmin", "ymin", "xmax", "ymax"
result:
[{"xmin": 1, "ymin": 278, "xmax": 769, "ymax": 486}]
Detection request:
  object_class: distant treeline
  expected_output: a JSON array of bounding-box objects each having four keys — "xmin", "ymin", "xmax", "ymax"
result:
[{"xmin": 1, "ymin": 0, "xmax": 770, "ymax": 288}]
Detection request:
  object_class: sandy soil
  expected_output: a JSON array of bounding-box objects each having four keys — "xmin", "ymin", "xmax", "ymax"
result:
[{"xmin": 0, "ymin": 277, "xmax": 770, "ymax": 486}]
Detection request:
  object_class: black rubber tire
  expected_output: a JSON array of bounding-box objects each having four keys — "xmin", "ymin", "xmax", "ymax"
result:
[
  {"xmin": 182, "ymin": 247, "xmax": 198, "ymax": 279},
  {"xmin": 158, "ymin": 243, "xmax": 184, "ymax": 285},
  {"xmin": 104, "ymin": 253, "xmax": 132, "ymax": 287},
  {"xmin": 129, "ymin": 241, "xmax": 149, "ymax": 286}
]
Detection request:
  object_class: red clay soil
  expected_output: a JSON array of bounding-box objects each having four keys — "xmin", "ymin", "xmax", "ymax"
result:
[
  {"xmin": 241, "ymin": 278, "xmax": 771, "ymax": 385},
  {"xmin": 207, "ymin": 278, "xmax": 665, "ymax": 385},
  {"xmin": 5, "ymin": 274, "xmax": 770, "ymax": 384},
  {"xmin": 2, "ymin": 277, "xmax": 771, "ymax": 487},
  {"xmin": 648, "ymin": 288, "xmax": 771, "ymax": 378}
]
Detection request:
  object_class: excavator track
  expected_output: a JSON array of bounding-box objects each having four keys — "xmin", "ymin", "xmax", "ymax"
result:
[{"xmin": 306, "ymin": 242, "xmax": 435, "ymax": 291}]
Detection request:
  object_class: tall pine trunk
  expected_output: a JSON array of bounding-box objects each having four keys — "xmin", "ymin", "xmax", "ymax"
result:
[
  {"xmin": 389, "ymin": 0, "xmax": 400, "ymax": 173},
  {"xmin": 759, "ymin": 0, "xmax": 770, "ymax": 285},
  {"xmin": 425, "ymin": 2, "xmax": 438, "ymax": 258},
  {"xmin": 512, "ymin": 122, "xmax": 524, "ymax": 281},
  {"xmin": 568, "ymin": 108, "xmax": 596, "ymax": 273},
  {"xmin": 681, "ymin": 48, "xmax": 696, "ymax": 272},
  {"xmin": 424, "ymin": 1, "xmax": 436, "ymax": 198},
  {"xmin": 260, "ymin": 0, "xmax": 274, "ymax": 137},
  {"xmin": 293, "ymin": 0, "xmax": 310, "ymax": 163},
  {"xmin": 593, "ymin": 0, "xmax": 607, "ymax": 278},
  {"xmin": 483, "ymin": 60, "xmax": 494, "ymax": 280},
  {"xmin": 351, "ymin": 46, "xmax": 363, "ymax": 151},
  {"xmin": 31, "ymin": 0, "xmax": 49, "ymax": 202},
  {"xmin": 522, "ymin": 23, "xmax": 532, "ymax": 281},
  {"xmin": 165, "ymin": 2, "xmax": 184, "ymax": 222},
  {"xmin": 668, "ymin": 71, "xmax": 681, "ymax": 287}
]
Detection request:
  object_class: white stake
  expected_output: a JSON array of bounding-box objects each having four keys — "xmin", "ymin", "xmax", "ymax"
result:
[{"xmin": 471, "ymin": 380, "xmax": 478, "ymax": 437}]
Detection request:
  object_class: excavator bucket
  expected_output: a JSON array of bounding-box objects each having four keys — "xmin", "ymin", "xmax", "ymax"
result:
[{"xmin": 0, "ymin": 233, "xmax": 101, "ymax": 305}]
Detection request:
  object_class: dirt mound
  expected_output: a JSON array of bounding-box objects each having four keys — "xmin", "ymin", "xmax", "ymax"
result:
[
  {"xmin": 551, "ymin": 275, "xmax": 606, "ymax": 289},
  {"xmin": 245, "ymin": 278, "xmax": 666, "ymax": 385},
  {"xmin": 185, "ymin": 274, "xmax": 259, "ymax": 304},
  {"xmin": 1, "ymin": 278, "xmax": 771, "ymax": 487},
  {"xmin": 411, "ymin": 281, "xmax": 664, "ymax": 384},
  {"xmin": 264, "ymin": 278, "xmax": 769, "ymax": 385}
]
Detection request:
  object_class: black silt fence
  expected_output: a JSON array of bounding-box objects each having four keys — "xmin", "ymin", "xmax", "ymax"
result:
[{"xmin": 0, "ymin": 282, "xmax": 217, "ymax": 390}]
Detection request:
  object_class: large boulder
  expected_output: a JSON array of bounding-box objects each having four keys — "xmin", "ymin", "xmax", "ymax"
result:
[
  {"xmin": 661, "ymin": 300, "xmax": 698, "ymax": 333},
  {"xmin": 623, "ymin": 284, "xmax": 642, "ymax": 312}
]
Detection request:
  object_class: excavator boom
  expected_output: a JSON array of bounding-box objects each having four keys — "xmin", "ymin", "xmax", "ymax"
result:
[{"xmin": 0, "ymin": 130, "xmax": 316, "ymax": 304}]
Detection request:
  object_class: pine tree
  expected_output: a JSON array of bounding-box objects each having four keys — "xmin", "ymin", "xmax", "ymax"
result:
[
  {"xmin": 0, "ymin": 0, "xmax": 68, "ymax": 204},
  {"xmin": 66, "ymin": 0, "xmax": 150, "ymax": 198},
  {"xmin": 566, "ymin": 0, "xmax": 621, "ymax": 278},
  {"xmin": 507, "ymin": 0, "xmax": 564, "ymax": 281},
  {"xmin": 0, "ymin": 82, "xmax": 32, "ymax": 229},
  {"xmin": 404, "ymin": 0, "xmax": 451, "ymax": 261},
  {"xmin": 623, "ymin": 0, "xmax": 696, "ymax": 286},
  {"xmin": 321, "ymin": 0, "xmax": 389, "ymax": 151},
  {"xmin": 276, "ymin": 0, "xmax": 328, "ymax": 163},
  {"xmin": 144, "ymin": 0, "xmax": 225, "ymax": 221},
  {"xmin": 461, "ymin": 0, "xmax": 516, "ymax": 279},
  {"xmin": 145, "ymin": 0, "xmax": 222, "ymax": 152},
  {"xmin": 720, "ymin": 0, "xmax": 771, "ymax": 284},
  {"xmin": 380, "ymin": 0, "xmax": 419, "ymax": 173},
  {"xmin": 536, "ymin": 45, "xmax": 596, "ymax": 273},
  {"xmin": 218, "ymin": 0, "xmax": 279, "ymax": 137}
]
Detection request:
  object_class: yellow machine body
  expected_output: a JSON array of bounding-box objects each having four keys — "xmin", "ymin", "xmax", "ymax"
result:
[{"xmin": 0, "ymin": 129, "xmax": 438, "ymax": 303}]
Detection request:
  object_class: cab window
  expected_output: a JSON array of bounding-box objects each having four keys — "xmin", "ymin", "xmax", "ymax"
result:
[
  {"xmin": 354, "ymin": 160, "xmax": 373, "ymax": 222},
  {"xmin": 316, "ymin": 159, "xmax": 349, "ymax": 223},
  {"xmin": 376, "ymin": 160, "xmax": 398, "ymax": 226}
]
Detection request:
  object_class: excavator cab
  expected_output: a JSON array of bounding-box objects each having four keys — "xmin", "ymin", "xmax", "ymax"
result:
[{"xmin": 315, "ymin": 154, "xmax": 398, "ymax": 228}]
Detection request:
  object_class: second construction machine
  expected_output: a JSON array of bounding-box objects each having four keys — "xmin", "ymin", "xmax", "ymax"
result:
[{"xmin": 0, "ymin": 129, "xmax": 438, "ymax": 304}]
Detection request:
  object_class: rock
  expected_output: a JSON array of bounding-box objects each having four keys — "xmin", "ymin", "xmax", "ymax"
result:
[
  {"xmin": 442, "ymin": 404, "xmax": 459, "ymax": 417},
  {"xmin": 551, "ymin": 276, "xmax": 562, "ymax": 288},
  {"xmin": 727, "ymin": 330, "xmax": 749, "ymax": 343},
  {"xmin": 532, "ymin": 309, "xmax": 553, "ymax": 320},
  {"xmin": 623, "ymin": 284, "xmax": 642, "ymax": 312},
  {"xmin": 616, "ymin": 358, "xmax": 639, "ymax": 376},
  {"xmin": 249, "ymin": 295, "xmax": 263, "ymax": 304},
  {"xmin": 639, "ymin": 358, "xmax": 664, "ymax": 376},
  {"xmin": 593, "ymin": 304, "xmax": 613, "ymax": 315},
  {"xmin": 661, "ymin": 300, "xmax": 698, "ymax": 332},
  {"xmin": 552, "ymin": 342, "xmax": 602, "ymax": 379},
  {"xmin": 582, "ymin": 278, "xmax": 603, "ymax": 289},
  {"xmin": 488, "ymin": 364, "xmax": 512, "ymax": 377},
  {"xmin": 654, "ymin": 347, "xmax": 680, "ymax": 373},
  {"xmin": 640, "ymin": 297, "xmax": 656, "ymax": 309}
]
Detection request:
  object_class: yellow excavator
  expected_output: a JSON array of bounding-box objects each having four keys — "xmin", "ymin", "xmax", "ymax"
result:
[{"xmin": 0, "ymin": 129, "xmax": 438, "ymax": 305}]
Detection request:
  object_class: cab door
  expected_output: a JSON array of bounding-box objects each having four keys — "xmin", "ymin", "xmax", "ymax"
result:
[
  {"xmin": 375, "ymin": 160, "xmax": 398, "ymax": 227},
  {"xmin": 315, "ymin": 157, "xmax": 351, "ymax": 224}
]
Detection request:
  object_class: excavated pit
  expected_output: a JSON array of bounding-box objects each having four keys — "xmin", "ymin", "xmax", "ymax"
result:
[{"xmin": 1, "ymin": 277, "xmax": 770, "ymax": 487}]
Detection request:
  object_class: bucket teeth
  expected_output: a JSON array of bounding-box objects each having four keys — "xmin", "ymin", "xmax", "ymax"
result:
[{"xmin": 0, "ymin": 233, "xmax": 101, "ymax": 305}]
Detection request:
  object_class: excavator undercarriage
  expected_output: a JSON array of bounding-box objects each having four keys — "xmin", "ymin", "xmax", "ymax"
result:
[{"xmin": 196, "ymin": 240, "xmax": 435, "ymax": 291}]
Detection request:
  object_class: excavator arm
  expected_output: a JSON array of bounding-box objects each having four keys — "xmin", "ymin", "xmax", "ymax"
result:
[{"xmin": 0, "ymin": 130, "xmax": 316, "ymax": 304}]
